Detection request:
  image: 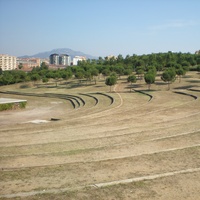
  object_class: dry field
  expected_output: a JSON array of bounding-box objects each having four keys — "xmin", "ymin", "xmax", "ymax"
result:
[{"xmin": 0, "ymin": 72, "xmax": 200, "ymax": 200}]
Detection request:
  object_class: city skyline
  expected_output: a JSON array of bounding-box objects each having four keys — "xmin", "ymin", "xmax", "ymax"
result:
[{"xmin": 0, "ymin": 0, "xmax": 200, "ymax": 57}]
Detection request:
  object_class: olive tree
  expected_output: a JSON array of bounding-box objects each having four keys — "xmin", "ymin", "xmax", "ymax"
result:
[
  {"xmin": 127, "ymin": 75, "xmax": 137, "ymax": 92},
  {"xmin": 105, "ymin": 75, "xmax": 117, "ymax": 92},
  {"xmin": 144, "ymin": 73, "xmax": 156, "ymax": 90},
  {"xmin": 176, "ymin": 67, "xmax": 186, "ymax": 83},
  {"xmin": 161, "ymin": 68, "xmax": 176, "ymax": 90}
]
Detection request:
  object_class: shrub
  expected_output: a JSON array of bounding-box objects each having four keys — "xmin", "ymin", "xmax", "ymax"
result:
[
  {"xmin": 0, "ymin": 101, "xmax": 27, "ymax": 111},
  {"xmin": 19, "ymin": 101, "xmax": 27, "ymax": 108},
  {"xmin": 0, "ymin": 103, "xmax": 13, "ymax": 111}
]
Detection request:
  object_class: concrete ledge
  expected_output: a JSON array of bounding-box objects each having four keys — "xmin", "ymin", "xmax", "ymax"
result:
[{"xmin": 0, "ymin": 98, "xmax": 27, "ymax": 104}]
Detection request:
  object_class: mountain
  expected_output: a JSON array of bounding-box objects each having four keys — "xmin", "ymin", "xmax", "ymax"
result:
[{"xmin": 19, "ymin": 48, "xmax": 97, "ymax": 59}]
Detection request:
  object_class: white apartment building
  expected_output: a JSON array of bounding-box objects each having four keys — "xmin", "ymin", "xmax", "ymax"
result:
[
  {"xmin": 0, "ymin": 54, "xmax": 17, "ymax": 71},
  {"xmin": 73, "ymin": 56, "xmax": 86, "ymax": 65}
]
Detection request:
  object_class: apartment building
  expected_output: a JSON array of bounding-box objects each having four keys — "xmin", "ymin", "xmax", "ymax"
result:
[
  {"xmin": 0, "ymin": 54, "xmax": 17, "ymax": 71},
  {"xmin": 73, "ymin": 56, "xmax": 86, "ymax": 65},
  {"xmin": 59, "ymin": 54, "xmax": 71, "ymax": 66},
  {"xmin": 49, "ymin": 54, "xmax": 59, "ymax": 65},
  {"xmin": 49, "ymin": 54, "xmax": 71, "ymax": 66},
  {"xmin": 17, "ymin": 58, "xmax": 41, "ymax": 68}
]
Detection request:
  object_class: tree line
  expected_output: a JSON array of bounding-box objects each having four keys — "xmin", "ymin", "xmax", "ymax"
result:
[{"xmin": 0, "ymin": 52, "xmax": 200, "ymax": 90}]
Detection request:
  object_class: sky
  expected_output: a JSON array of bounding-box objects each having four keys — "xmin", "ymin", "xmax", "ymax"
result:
[{"xmin": 0, "ymin": 0, "xmax": 200, "ymax": 57}]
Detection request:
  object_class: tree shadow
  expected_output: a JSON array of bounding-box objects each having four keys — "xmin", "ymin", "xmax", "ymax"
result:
[
  {"xmin": 140, "ymin": 89, "xmax": 157, "ymax": 92},
  {"xmin": 125, "ymin": 84, "xmax": 142, "ymax": 90},
  {"xmin": 95, "ymin": 85, "xmax": 104, "ymax": 88},
  {"xmin": 186, "ymin": 80, "xmax": 200, "ymax": 83},
  {"xmin": 155, "ymin": 82, "xmax": 167, "ymax": 86},
  {"xmin": 173, "ymin": 85, "xmax": 197, "ymax": 90}
]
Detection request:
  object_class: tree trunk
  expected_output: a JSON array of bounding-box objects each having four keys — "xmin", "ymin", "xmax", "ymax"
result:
[
  {"xmin": 168, "ymin": 82, "xmax": 170, "ymax": 90},
  {"xmin": 148, "ymin": 84, "xmax": 151, "ymax": 90}
]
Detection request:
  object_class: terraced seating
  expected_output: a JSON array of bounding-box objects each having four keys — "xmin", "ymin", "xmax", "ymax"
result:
[
  {"xmin": 0, "ymin": 91, "xmax": 115, "ymax": 110},
  {"xmin": 173, "ymin": 91, "xmax": 198, "ymax": 100},
  {"xmin": 132, "ymin": 89, "xmax": 153, "ymax": 102}
]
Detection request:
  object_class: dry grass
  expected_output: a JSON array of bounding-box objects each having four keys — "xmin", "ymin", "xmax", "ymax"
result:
[{"xmin": 0, "ymin": 72, "xmax": 200, "ymax": 199}]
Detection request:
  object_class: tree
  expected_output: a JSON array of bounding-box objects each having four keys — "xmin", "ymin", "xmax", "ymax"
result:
[
  {"xmin": 31, "ymin": 74, "xmax": 40, "ymax": 85},
  {"xmin": 102, "ymin": 68, "xmax": 111, "ymax": 78},
  {"xmin": 117, "ymin": 54, "xmax": 124, "ymax": 63},
  {"xmin": 197, "ymin": 65, "xmax": 200, "ymax": 72},
  {"xmin": 127, "ymin": 75, "xmax": 137, "ymax": 92},
  {"xmin": 97, "ymin": 57, "xmax": 104, "ymax": 65},
  {"xmin": 75, "ymin": 70, "xmax": 84, "ymax": 85},
  {"xmin": 0, "ymin": 72, "xmax": 14, "ymax": 85},
  {"xmin": 61, "ymin": 70, "xmax": 72, "ymax": 81},
  {"xmin": 144, "ymin": 73, "xmax": 156, "ymax": 90},
  {"xmin": 40, "ymin": 62, "xmax": 48, "ymax": 70},
  {"xmin": 124, "ymin": 68, "xmax": 132, "ymax": 76},
  {"xmin": 42, "ymin": 77, "xmax": 49, "ymax": 83},
  {"xmin": 54, "ymin": 71, "xmax": 62, "ymax": 87},
  {"xmin": 197, "ymin": 65, "xmax": 200, "ymax": 78},
  {"xmin": 90, "ymin": 68, "xmax": 99, "ymax": 84},
  {"xmin": 136, "ymin": 67, "xmax": 144, "ymax": 81},
  {"xmin": 84, "ymin": 71, "xmax": 92, "ymax": 85},
  {"xmin": 115, "ymin": 65, "xmax": 124, "ymax": 78},
  {"xmin": 18, "ymin": 63, "xmax": 23, "ymax": 69},
  {"xmin": 105, "ymin": 75, "xmax": 117, "ymax": 92},
  {"xmin": 176, "ymin": 67, "xmax": 186, "ymax": 83},
  {"xmin": 15, "ymin": 70, "xmax": 27, "ymax": 82},
  {"xmin": 161, "ymin": 68, "xmax": 176, "ymax": 90}
]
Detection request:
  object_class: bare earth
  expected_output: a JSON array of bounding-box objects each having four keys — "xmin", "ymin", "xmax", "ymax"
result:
[{"xmin": 0, "ymin": 72, "xmax": 200, "ymax": 200}]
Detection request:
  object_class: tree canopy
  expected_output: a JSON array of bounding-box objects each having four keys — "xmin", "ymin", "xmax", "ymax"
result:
[
  {"xmin": 105, "ymin": 75, "xmax": 117, "ymax": 92},
  {"xmin": 0, "ymin": 51, "xmax": 199, "ymax": 87},
  {"xmin": 144, "ymin": 73, "xmax": 156, "ymax": 90},
  {"xmin": 161, "ymin": 68, "xmax": 176, "ymax": 90}
]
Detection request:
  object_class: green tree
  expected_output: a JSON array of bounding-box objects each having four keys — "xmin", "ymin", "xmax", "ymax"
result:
[
  {"xmin": 97, "ymin": 57, "xmax": 104, "ymax": 65},
  {"xmin": 127, "ymin": 75, "xmax": 137, "ymax": 92},
  {"xmin": 90, "ymin": 68, "xmax": 99, "ymax": 84},
  {"xmin": 197, "ymin": 65, "xmax": 200, "ymax": 78},
  {"xmin": 115, "ymin": 65, "xmax": 124, "ymax": 78},
  {"xmin": 105, "ymin": 75, "xmax": 117, "ymax": 92},
  {"xmin": 144, "ymin": 73, "xmax": 156, "ymax": 90},
  {"xmin": 75, "ymin": 70, "xmax": 84, "ymax": 85},
  {"xmin": 102, "ymin": 68, "xmax": 111, "ymax": 78},
  {"xmin": 40, "ymin": 62, "xmax": 48, "ymax": 70},
  {"xmin": 197, "ymin": 65, "xmax": 200, "ymax": 72},
  {"xmin": 176, "ymin": 67, "xmax": 186, "ymax": 83},
  {"xmin": 124, "ymin": 68, "xmax": 132, "ymax": 76},
  {"xmin": 42, "ymin": 77, "xmax": 49, "ymax": 83},
  {"xmin": 161, "ymin": 68, "xmax": 176, "ymax": 90},
  {"xmin": 54, "ymin": 71, "xmax": 62, "ymax": 87},
  {"xmin": 61, "ymin": 70, "xmax": 72, "ymax": 81},
  {"xmin": 0, "ymin": 72, "xmax": 14, "ymax": 85},
  {"xmin": 117, "ymin": 54, "xmax": 124, "ymax": 63},
  {"xmin": 84, "ymin": 71, "xmax": 92, "ymax": 85},
  {"xmin": 18, "ymin": 63, "xmax": 23, "ymax": 69},
  {"xmin": 31, "ymin": 74, "xmax": 40, "ymax": 85},
  {"xmin": 136, "ymin": 67, "xmax": 144, "ymax": 81}
]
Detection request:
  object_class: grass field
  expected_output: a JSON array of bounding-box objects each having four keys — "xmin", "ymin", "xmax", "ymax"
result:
[{"xmin": 0, "ymin": 72, "xmax": 200, "ymax": 200}]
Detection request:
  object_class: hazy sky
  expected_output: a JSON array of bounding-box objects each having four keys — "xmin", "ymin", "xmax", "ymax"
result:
[{"xmin": 0, "ymin": 0, "xmax": 200, "ymax": 57}]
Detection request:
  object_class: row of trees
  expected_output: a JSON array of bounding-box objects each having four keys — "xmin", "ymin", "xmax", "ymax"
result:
[
  {"xmin": 96, "ymin": 51, "xmax": 200, "ymax": 69},
  {"xmin": 0, "ymin": 52, "xmax": 200, "ymax": 90}
]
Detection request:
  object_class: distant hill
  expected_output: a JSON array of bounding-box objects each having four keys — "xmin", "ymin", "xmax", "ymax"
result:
[{"xmin": 19, "ymin": 48, "xmax": 97, "ymax": 59}]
